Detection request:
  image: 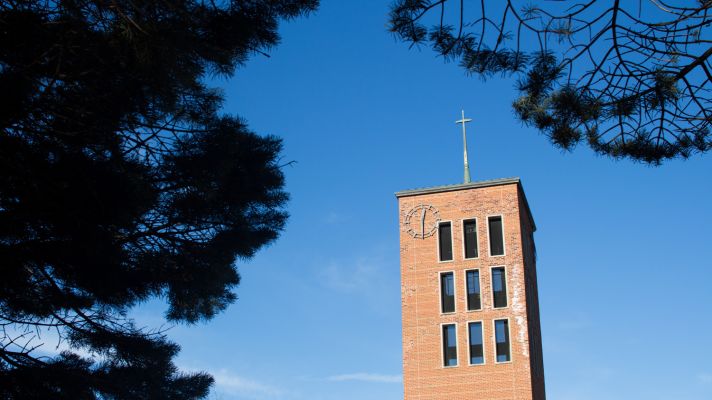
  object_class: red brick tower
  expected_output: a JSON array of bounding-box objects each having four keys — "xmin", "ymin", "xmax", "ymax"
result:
[{"xmin": 396, "ymin": 178, "xmax": 545, "ymax": 400}]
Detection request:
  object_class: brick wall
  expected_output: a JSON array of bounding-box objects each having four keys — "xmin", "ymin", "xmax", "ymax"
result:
[{"xmin": 398, "ymin": 181, "xmax": 545, "ymax": 400}]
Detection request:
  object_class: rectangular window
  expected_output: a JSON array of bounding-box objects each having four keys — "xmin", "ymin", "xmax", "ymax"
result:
[
  {"xmin": 488, "ymin": 216, "xmax": 504, "ymax": 256},
  {"xmin": 468, "ymin": 322, "xmax": 484, "ymax": 365},
  {"xmin": 494, "ymin": 319, "xmax": 511, "ymax": 362},
  {"xmin": 463, "ymin": 219, "xmax": 478, "ymax": 259},
  {"xmin": 465, "ymin": 270, "xmax": 481, "ymax": 311},
  {"xmin": 438, "ymin": 222, "xmax": 453, "ymax": 261},
  {"xmin": 492, "ymin": 267, "xmax": 507, "ymax": 308},
  {"xmin": 440, "ymin": 272, "xmax": 455, "ymax": 313},
  {"xmin": 442, "ymin": 324, "xmax": 458, "ymax": 367}
]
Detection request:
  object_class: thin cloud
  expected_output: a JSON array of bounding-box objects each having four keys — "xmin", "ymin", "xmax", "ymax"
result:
[
  {"xmin": 319, "ymin": 255, "xmax": 396, "ymax": 295},
  {"xmin": 698, "ymin": 372, "xmax": 712, "ymax": 383},
  {"xmin": 320, "ymin": 258, "xmax": 380, "ymax": 293},
  {"xmin": 328, "ymin": 373, "xmax": 402, "ymax": 383},
  {"xmin": 316, "ymin": 253, "xmax": 399, "ymax": 316},
  {"xmin": 212, "ymin": 369, "xmax": 284, "ymax": 397},
  {"xmin": 323, "ymin": 211, "xmax": 349, "ymax": 225}
]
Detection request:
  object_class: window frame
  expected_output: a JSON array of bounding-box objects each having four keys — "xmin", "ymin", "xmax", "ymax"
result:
[
  {"xmin": 438, "ymin": 270, "xmax": 456, "ymax": 314},
  {"xmin": 464, "ymin": 268, "xmax": 482, "ymax": 312},
  {"xmin": 490, "ymin": 265, "xmax": 509, "ymax": 310},
  {"xmin": 467, "ymin": 320, "xmax": 486, "ymax": 366},
  {"xmin": 440, "ymin": 322, "xmax": 459, "ymax": 368},
  {"xmin": 492, "ymin": 318, "xmax": 513, "ymax": 364},
  {"xmin": 461, "ymin": 217, "xmax": 479, "ymax": 260},
  {"xmin": 486, "ymin": 214, "xmax": 506, "ymax": 257},
  {"xmin": 437, "ymin": 220, "xmax": 454, "ymax": 263}
]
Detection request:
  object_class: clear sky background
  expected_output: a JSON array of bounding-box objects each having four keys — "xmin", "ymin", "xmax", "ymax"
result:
[{"xmin": 127, "ymin": 2, "xmax": 712, "ymax": 399}]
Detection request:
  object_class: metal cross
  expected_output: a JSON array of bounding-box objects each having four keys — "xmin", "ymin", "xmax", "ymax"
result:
[{"xmin": 455, "ymin": 109, "xmax": 472, "ymax": 183}]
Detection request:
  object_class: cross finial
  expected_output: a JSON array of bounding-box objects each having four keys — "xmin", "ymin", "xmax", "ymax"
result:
[{"xmin": 455, "ymin": 109, "xmax": 472, "ymax": 183}]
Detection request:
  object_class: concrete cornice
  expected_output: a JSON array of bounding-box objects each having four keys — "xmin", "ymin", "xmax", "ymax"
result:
[{"xmin": 395, "ymin": 177, "xmax": 521, "ymax": 198}]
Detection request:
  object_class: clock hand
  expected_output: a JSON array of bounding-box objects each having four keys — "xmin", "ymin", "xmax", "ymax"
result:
[{"xmin": 420, "ymin": 208, "xmax": 426, "ymax": 237}]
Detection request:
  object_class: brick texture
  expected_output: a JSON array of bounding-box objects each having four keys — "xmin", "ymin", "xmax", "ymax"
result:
[{"xmin": 397, "ymin": 181, "xmax": 545, "ymax": 400}]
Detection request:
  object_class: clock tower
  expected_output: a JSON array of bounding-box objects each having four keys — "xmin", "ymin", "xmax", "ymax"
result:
[{"xmin": 395, "ymin": 113, "xmax": 545, "ymax": 399}]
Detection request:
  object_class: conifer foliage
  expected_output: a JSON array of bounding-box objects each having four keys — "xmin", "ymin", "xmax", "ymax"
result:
[
  {"xmin": 0, "ymin": 1, "xmax": 317, "ymax": 398},
  {"xmin": 389, "ymin": 0, "xmax": 712, "ymax": 164}
]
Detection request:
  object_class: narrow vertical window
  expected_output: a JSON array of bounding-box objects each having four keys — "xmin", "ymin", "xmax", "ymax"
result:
[
  {"xmin": 492, "ymin": 267, "xmax": 507, "ymax": 308},
  {"xmin": 495, "ymin": 319, "xmax": 511, "ymax": 362},
  {"xmin": 442, "ymin": 324, "xmax": 458, "ymax": 367},
  {"xmin": 440, "ymin": 272, "xmax": 455, "ymax": 313},
  {"xmin": 468, "ymin": 322, "xmax": 484, "ymax": 365},
  {"xmin": 488, "ymin": 216, "xmax": 504, "ymax": 256},
  {"xmin": 465, "ymin": 270, "xmax": 481, "ymax": 311},
  {"xmin": 438, "ymin": 222, "xmax": 453, "ymax": 261},
  {"xmin": 463, "ymin": 219, "xmax": 478, "ymax": 259}
]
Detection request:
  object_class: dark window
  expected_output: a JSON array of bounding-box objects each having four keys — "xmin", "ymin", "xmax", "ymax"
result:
[
  {"xmin": 440, "ymin": 272, "xmax": 455, "ymax": 313},
  {"xmin": 442, "ymin": 324, "xmax": 458, "ymax": 366},
  {"xmin": 488, "ymin": 216, "xmax": 504, "ymax": 256},
  {"xmin": 495, "ymin": 319, "xmax": 511, "ymax": 362},
  {"xmin": 468, "ymin": 322, "xmax": 484, "ymax": 365},
  {"xmin": 466, "ymin": 270, "xmax": 481, "ymax": 311},
  {"xmin": 438, "ymin": 222, "xmax": 453, "ymax": 261},
  {"xmin": 492, "ymin": 267, "xmax": 507, "ymax": 308},
  {"xmin": 463, "ymin": 219, "xmax": 478, "ymax": 258}
]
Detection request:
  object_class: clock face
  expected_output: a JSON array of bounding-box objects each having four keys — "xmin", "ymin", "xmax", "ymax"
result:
[{"xmin": 404, "ymin": 204, "xmax": 441, "ymax": 239}]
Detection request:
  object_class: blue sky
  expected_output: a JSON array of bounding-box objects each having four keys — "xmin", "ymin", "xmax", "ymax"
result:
[{"xmin": 128, "ymin": 2, "xmax": 712, "ymax": 399}]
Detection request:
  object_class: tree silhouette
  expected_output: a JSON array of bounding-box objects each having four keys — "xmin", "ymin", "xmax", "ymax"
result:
[
  {"xmin": 0, "ymin": 1, "xmax": 317, "ymax": 398},
  {"xmin": 389, "ymin": 0, "xmax": 711, "ymax": 164}
]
